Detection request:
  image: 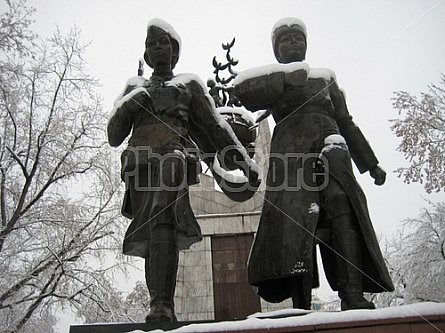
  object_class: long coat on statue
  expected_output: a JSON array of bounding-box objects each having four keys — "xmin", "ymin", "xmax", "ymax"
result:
[{"xmin": 236, "ymin": 66, "xmax": 394, "ymax": 303}]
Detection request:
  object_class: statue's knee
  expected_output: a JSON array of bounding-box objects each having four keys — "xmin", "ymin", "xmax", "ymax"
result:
[
  {"xmin": 323, "ymin": 191, "xmax": 352, "ymax": 220},
  {"xmin": 150, "ymin": 201, "xmax": 175, "ymax": 225},
  {"xmin": 150, "ymin": 223, "xmax": 178, "ymax": 244}
]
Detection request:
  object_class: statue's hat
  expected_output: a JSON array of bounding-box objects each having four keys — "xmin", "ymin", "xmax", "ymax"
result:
[
  {"xmin": 271, "ymin": 18, "xmax": 307, "ymax": 63},
  {"xmin": 144, "ymin": 18, "xmax": 182, "ymax": 69}
]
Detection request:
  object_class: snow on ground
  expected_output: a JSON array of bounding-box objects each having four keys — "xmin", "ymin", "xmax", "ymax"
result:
[{"xmin": 130, "ymin": 302, "xmax": 445, "ymax": 332}]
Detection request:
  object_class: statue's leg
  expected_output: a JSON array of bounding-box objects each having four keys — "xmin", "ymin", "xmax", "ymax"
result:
[
  {"xmin": 145, "ymin": 223, "xmax": 179, "ymax": 322},
  {"xmin": 322, "ymin": 177, "xmax": 375, "ymax": 310},
  {"xmin": 145, "ymin": 155, "xmax": 184, "ymax": 322},
  {"xmin": 330, "ymin": 213, "xmax": 375, "ymax": 310},
  {"xmin": 289, "ymin": 275, "xmax": 312, "ymax": 310}
]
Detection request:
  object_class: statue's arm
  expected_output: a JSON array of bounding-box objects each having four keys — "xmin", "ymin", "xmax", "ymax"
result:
[
  {"xmin": 107, "ymin": 83, "xmax": 148, "ymax": 147},
  {"xmin": 234, "ymin": 63, "xmax": 309, "ymax": 112},
  {"xmin": 329, "ymin": 80, "xmax": 379, "ymax": 174},
  {"xmin": 234, "ymin": 73, "xmax": 284, "ymax": 112},
  {"xmin": 188, "ymin": 80, "xmax": 259, "ymax": 178},
  {"xmin": 107, "ymin": 110, "xmax": 133, "ymax": 147}
]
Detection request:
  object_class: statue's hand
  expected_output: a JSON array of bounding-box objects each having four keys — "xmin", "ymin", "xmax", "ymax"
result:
[
  {"xmin": 247, "ymin": 166, "xmax": 260, "ymax": 188},
  {"xmin": 241, "ymin": 161, "xmax": 260, "ymax": 189},
  {"xmin": 369, "ymin": 165, "xmax": 386, "ymax": 186}
]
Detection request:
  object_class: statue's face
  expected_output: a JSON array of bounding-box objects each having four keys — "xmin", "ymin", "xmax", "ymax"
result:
[
  {"xmin": 145, "ymin": 32, "xmax": 173, "ymax": 68},
  {"xmin": 277, "ymin": 31, "xmax": 306, "ymax": 63}
]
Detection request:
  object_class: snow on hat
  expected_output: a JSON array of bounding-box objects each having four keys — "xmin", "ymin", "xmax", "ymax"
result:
[
  {"xmin": 271, "ymin": 18, "xmax": 307, "ymax": 62},
  {"xmin": 144, "ymin": 18, "xmax": 182, "ymax": 69}
]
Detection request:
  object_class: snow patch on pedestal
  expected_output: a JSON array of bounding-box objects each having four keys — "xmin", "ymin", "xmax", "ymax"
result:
[{"xmin": 131, "ymin": 302, "xmax": 445, "ymax": 332}]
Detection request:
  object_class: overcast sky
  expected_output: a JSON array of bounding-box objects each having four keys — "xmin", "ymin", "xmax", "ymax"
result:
[{"xmin": 5, "ymin": 0, "xmax": 445, "ymax": 320}]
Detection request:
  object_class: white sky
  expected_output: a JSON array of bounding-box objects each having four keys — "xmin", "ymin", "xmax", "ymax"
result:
[{"xmin": 4, "ymin": 0, "xmax": 445, "ymax": 328}]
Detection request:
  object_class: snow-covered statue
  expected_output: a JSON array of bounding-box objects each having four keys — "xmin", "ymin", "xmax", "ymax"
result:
[
  {"xmin": 234, "ymin": 18, "xmax": 394, "ymax": 310},
  {"xmin": 107, "ymin": 19, "xmax": 259, "ymax": 322}
]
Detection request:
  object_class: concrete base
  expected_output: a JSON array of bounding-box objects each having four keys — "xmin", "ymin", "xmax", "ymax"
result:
[{"xmin": 69, "ymin": 320, "xmax": 216, "ymax": 333}]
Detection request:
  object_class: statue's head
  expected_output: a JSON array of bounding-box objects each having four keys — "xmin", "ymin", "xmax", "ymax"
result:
[
  {"xmin": 143, "ymin": 18, "xmax": 181, "ymax": 69},
  {"xmin": 272, "ymin": 18, "xmax": 307, "ymax": 63}
]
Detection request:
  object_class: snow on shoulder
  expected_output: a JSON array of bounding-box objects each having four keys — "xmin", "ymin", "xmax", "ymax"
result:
[
  {"xmin": 166, "ymin": 73, "xmax": 207, "ymax": 92},
  {"xmin": 233, "ymin": 63, "xmax": 336, "ymax": 85},
  {"xmin": 108, "ymin": 76, "xmax": 147, "ymax": 121},
  {"xmin": 234, "ymin": 62, "xmax": 310, "ymax": 85},
  {"xmin": 123, "ymin": 76, "xmax": 146, "ymax": 88},
  {"xmin": 309, "ymin": 67, "xmax": 337, "ymax": 81}
]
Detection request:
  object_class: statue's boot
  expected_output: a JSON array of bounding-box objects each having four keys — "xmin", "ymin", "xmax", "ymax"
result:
[
  {"xmin": 331, "ymin": 215, "xmax": 375, "ymax": 311},
  {"xmin": 289, "ymin": 275, "xmax": 312, "ymax": 310},
  {"xmin": 145, "ymin": 241, "xmax": 179, "ymax": 322}
]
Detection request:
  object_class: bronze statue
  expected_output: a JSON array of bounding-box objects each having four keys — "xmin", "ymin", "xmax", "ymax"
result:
[
  {"xmin": 107, "ymin": 19, "xmax": 259, "ymax": 322},
  {"xmin": 235, "ymin": 18, "xmax": 394, "ymax": 310}
]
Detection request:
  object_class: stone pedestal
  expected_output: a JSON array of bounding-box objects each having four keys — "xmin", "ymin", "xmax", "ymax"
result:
[
  {"xmin": 69, "ymin": 303, "xmax": 445, "ymax": 333},
  {"xmin": 69, "ymin": 320, "xmax": 216, "ymax": 333}
]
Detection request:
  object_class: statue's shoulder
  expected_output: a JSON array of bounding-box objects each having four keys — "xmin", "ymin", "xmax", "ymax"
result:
[
  {"xmin": 123, "ymin": 76, "xmax": 148, "ymax": 89},
  {"xmin": 234, "ymin": 62, "xmax": 310, "ymax": 85},
  {"xmin": 308, "ymin": 68, "xmax": 337, "ymax": 81},
  {"xmin": 167, "ymin": 73, "xmax": 207, "ymax": 93},
  {"xmin": 115, "ymin": 76, "xmax": 149, "ymax": 98},
  {"xmin": 233, "ymin": 63, "xmax": 310, "ymax": 111},
  {"xmin": 112, "ymin": 76, "xmax": 148, "ymax": 107}
]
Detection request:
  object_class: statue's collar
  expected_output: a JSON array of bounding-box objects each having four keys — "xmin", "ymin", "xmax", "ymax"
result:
[{"xmin": 151, "ymin": 71, "xmax": 174, "ymax": 82}]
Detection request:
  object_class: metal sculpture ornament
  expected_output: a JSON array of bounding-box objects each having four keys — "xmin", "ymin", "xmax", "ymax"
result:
[{"xmin": 207, "ymin": 38, "xmax": 260, "ymax": 201}]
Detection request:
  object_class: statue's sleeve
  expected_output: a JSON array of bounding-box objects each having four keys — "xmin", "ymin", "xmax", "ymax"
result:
[
  {"xmin": 107, "ymin": 84, "xmax": 137, "ymax": 147},
  {"xmin": 330, "ymin": 80, "xmax": 379, "ymax": 173},
  {"xmin": 234, "ymin": 62, "xmax": 309, "ymax": 112},
  {"xmin": 187, "ymin": 79, "xmax": 255, "ymax": 173},
  {"xmin": 234, "ymin": 72, "xmax": 285, "ymax": 111}
]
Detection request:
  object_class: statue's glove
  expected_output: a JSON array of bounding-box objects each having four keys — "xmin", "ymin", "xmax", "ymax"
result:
[
  {"xmin": 245, "ymin": 162, "xmax": 260, "ymax": 188},
  {"xmin": 369, "ymin": 165, "xmax": 386, "ymax": 186}
]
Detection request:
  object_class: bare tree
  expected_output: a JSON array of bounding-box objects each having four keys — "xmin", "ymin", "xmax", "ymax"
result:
[
  {"xmin": 0, "ymin": 1, "xmax": 133, "ymax": 331},
  {"xmin": 0, "ymin": 0, "xmax": 35, "ymax": 57},
  {"xmin": 372, "ymin": 202, "xmax": 445, "ymax": 307},
  {"xmin": 390, "ymin": 74, "xmax": 445, "ymax": 193},
  {"xmin": 76, "ymin": 280, "xmax": 150, "ymax": 324}
]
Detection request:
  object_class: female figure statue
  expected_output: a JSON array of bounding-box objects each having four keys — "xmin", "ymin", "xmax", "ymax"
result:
[
  {"xmin": 107, "ymin": 19, "xmax": 259, "ymax": 322},
  {"xmin": 235, "ymin": 18, "xmax": 393, "ymax": 310}
]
